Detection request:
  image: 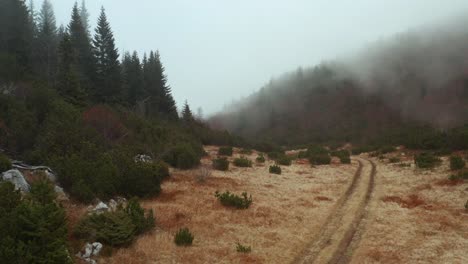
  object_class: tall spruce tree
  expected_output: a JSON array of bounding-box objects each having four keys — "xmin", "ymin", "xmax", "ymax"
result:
[
  {"xmin": 79, "ymin": 0, "xmax": 90, "ymax": 37},
  {"xmin": 143, "ymin": 50, "xmax": 178, "ymax": 119},
  {"xmin": 182, "ymin": 100, "xmax": 194, "ymax": 123},
  {"xmin": 122, "ymin": 51, "xmax": 144, "ymax": 106},
  {"xmin": 93, "ymin": 7, "xmax": 121, "ymax": 103},
  {"xmin": 57, "ymin": 32, "xmax": 86, "ymax": 105},
  {"xmin": 68, "ymin": 2, "xmax": 96, "ymax": 97},
  {"xmin": 37, "ymin": 0, "xmax": 58, "ymax": 86},
  {"xmin": 0, "ymin": 0, "xmax": 34, "ymax": 81}
]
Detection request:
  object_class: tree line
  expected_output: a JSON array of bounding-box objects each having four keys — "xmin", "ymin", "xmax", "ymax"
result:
[{"xmin": 0, "ymin": 0, "xmax": 181, "ymax": 120}]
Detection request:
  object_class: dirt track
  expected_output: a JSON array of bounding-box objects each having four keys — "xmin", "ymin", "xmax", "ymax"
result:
[{"xmin": 294, "ymin": 158, "xmax": 377, "ymax": 264}]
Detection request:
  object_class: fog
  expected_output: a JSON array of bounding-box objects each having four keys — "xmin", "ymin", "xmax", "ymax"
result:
[{"xmin": 39, "ymin": 0, "xmax": 468, "ymax": 114}]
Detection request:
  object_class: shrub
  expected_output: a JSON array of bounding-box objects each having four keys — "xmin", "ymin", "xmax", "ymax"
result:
[
  {"xmin": 269, "ymin": 165, "xmax": 281, "ymax": 174},
  {"xmin": 218, "ymin": 146, "xmax": 233, "ymax": 156},
  {"xmin": 214, "ymin": 191, "xmax": 252, "ymax": 209},
  {"xmin": 74, "ymin": 211, "xmax": 136, "ymax": 246},
  {"xmin": 0, "ymin": 153, "xmax": 12, "ymax": 173},
  {"xmin": 450, "ymin": 155, "xmax": 465, "ymax": 170},
  {"xmin": 164, "ymin": 144, "xmax": 200, "ymax": 169},
  {"xmin": 414, "ymin": 152, "xmax": 441, "ymax": 169},
  {"xmin": 236, "ymin": 243, "xmax": 251, "ymax": 253},
  {"xmin": 340, "ymin": 156, "xmax": 351, "ymax": 164},
  {"xmin": 240, "ymin": 148, "xmax": 252, "ymax": 155},
  {"xmin": 256, "ymin": 154, "xmax": 265, "ymax": 163},
  {"xmin": 174, "ymin": 228, "xmax": 194, "ymax": 246},
  {"xmin": 74, "ymin": 198, "xmax": 155, "ymax": 247},
  {"xmin": 389, "ymin": 157, "xmax": 401, "ymax": 163},
  {"xmin": 306, "ymin": 145, "xmax": 329, "ymax": 156},
  {"xmin": 465, "ymin": 200, "xmax": 468, "ymax": 211},
  {"xmin": 233, "ymin": 156, "xmax": 252, "ymax": 167},
  {"xmin": 351, "ymin": 146, "xmax": 376, "ymax": 155},
  {"xmin": 267, "ymin": 151, "xmax": 283, "ymax": 160},
  {"xmin": 450, "ymin": 169, "xmax": 468, "ymax": 181},
  {"xmin": 213, "ymin": 157, "xmax": 229, "ymax": 171},
  {"xmin": 276, "ymin": 155, "xmax": 292, "ymax": 166},
  {"xmin": 124, "ymin": 197, "xmax": 155, "ymax": 235},
  {"xmin": 309, "ymin": 154, "xmax": 331, "ymax": 165},
  {"xmin": 298, "ymin": 151, "xmax": 308, "ymax": 159},
  {"xmin": 331, "ymin": 150, "xmax": 350, "ymax": 164},
  {"xmin": 379, "ymin": 146, "xmax": 396, "ymax": 154}
]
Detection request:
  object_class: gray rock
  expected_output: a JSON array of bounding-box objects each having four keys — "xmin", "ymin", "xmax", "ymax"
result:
[
  {"xmin": 93, "ymin": 201, "xmax": 109, "ymax": 214},
  {"xmin": 1, "ymin": 169, "xmax": 30, "ymax": 192},
  {"xmin": 134, "ymin": 154, "xmax": 152, "ymax": 163},
  {"xmin": 91, "ymin": 242, "xmax": 103, "ymax": 256}
]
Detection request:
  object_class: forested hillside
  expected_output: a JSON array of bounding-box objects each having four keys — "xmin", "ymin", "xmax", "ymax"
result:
[
  {"xmin": 210, "ymin": 16, "xmax": 468, "ymax": 149},
  {"xmin": 0, "ymin": 0, "xmax": 238, "ymax": 202}
]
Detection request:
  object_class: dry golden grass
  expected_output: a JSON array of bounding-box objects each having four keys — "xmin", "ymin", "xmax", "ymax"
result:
[
  {"xmin": 351, "ymin": 155, "xmax": 468, "ymax": 264},
  {"xmin": 99, "ymin": 146, "xmax": 356, "ymax": 264}
]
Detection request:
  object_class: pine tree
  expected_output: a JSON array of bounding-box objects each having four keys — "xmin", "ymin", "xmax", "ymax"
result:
[
  {"xmin": 122, "ymin": 51, "xmax": 144, "ymax": 106},
  {"xmin": 68, "ymin": 2, "xmax": 96, "ymax": 97},
  {"xmin": 143, "ymin": 50, "xmax": 178, "ymax": 119},
  {"xmin": 37, "ymin": 0, "xmax": 58, "ymax": 85},
  {"xmin": 79, "ymin": 0, "xmax": 90, "ymax": 37},
  {"xmin": 57, "ymin": 32, "xmax": 86, "ymax": 105},
  {"xmin": 93, "ymin": 7, "xmax": 121, "ymax": 103},
  {"xmin": 0, "ymin": 0, "xmax": 34, "ymax": 81},
  {"xmin": 182, "ymin": 100, "xmax": 194, "ymax": 123}
]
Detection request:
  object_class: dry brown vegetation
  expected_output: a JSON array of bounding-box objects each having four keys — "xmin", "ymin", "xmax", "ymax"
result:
[
  {"xmin": 99, "ymin": 146, "xmax": 355, "ymax": 264},
  {"xmin": 64, "ymin": 147, "xmax": 468, "ymax": 263},
  {"xmin": 351, "ymin": 155, "xmax": 468, "ymax": 264}
]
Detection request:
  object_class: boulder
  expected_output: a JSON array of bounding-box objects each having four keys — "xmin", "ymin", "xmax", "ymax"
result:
[
  {"xmin": 76, "ymin": 242, "xmax": 103, "ymax": 264},
  {"xmin": 134, "ymin": 154, "xmax": 152, "ymax": 163},
  {"xmin": 93, "ymin": 201, "xmax": 109, "ymax": 214},
  {"xmin": 1, "ymin": 169, "xmax": 30, "ymax": 192}
]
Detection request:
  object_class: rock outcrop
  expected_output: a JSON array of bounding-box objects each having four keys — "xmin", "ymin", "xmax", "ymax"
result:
[{"xmin": 1, "ymin": 169, "xmax": 30, "ymax": 192}]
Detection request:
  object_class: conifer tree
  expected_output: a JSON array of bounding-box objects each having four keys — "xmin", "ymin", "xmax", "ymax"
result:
[
  {"xmin": 80, "ymin": 0, "xmax": 90, "ymax": 37},
  {"xmin": 122, "ymin": 51, "xmax": 144, "ymax": 106},
  {"xmin": 94, "ymin": 7, "xmax": 121, "ymax": 103},
  {"xmin": 37, "ymin": 0, "xmax": 58, "ymax": 85},
  {"xmin": 182, "ymin": 100, "xmax": 194, "ymax": 123},
  {"xmin": 0, "ymin": 0, "xmax": 34, "ymax": 81},
  {"xmin": 57, "ymin": 32, "xmax": 86, "ymax": 105},
  {"xmin": 68, "ymin": 2, "xmax": 96, "ymax": 96},
  {"xmin": 143, "ymin": 51, "xmax": 178, "ymax": 119}
]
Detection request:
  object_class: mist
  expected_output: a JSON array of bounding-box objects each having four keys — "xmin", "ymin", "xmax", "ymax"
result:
[
  {"xmin": 36, "ymin": 0, "xmax": 468, "ymax": 114},
  {"xmin": 210, "ymin": 12, "xmax": 468, "ymax": 144}
]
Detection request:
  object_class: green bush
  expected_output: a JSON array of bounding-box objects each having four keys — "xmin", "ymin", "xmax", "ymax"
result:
[
  {"xmin": 309, "ymin": 154, "xmax": 331, "ymax": 165},
  {"xmin": 74, "ymin": 198, "xmax": 155, "ymax": 247},
  {"xmin": 269, "ymin": 165, "xmax": 281, "ymax": 174},
  {"xmin": 450, "ymin": 155, "xmax": 465, "ymax": 170},
  {"xmin": 276, "ymin": 155, "xmax": 292, "ymax": 166},
  {"xmin": 340, "ymin": 156, "xmax": 351, "ymax": 164},
  {"xmin": 351, "ymin": 145, "xmax": 376, "ymax": 155},
  {"xmin": 213, "ymin": 157, "xmax": 229, "ymax": 171},
  {"xmin": 164, "ymin": 144, "xmax": 200, "ymax": 169},
  {"xmin": 414, "ymin": 152, "xmax": 441, "ymax": 169},
  {"xmin": 214, "ymin": 191, "xmax": 252, "ymax": 209},
  {"xmin": 233, "ymin": 156, "xmax": 252, "ymax": 167},
  {"xmin": 218, "ymin": 146, "xmax": 233, "ymax": 156},
  {"xmin": 174, "ymin": 228, "xmax": 194, "ymax": 246},
  {"xmin": 236, "ymin": 243, "xmax": 251, "ymax": 253},
  {"xmin": 240, "ymin": 148, "xmax": 253, "ymax": 155},
  {"xmin": 124, "ymin": 197, "xmax": 155, "ymax": 235},
  {"xmin": 298, "ymin": 151, "xmax": 308, "ymax": 159},
  {"xmin": 379, "ymin": 146, "xmax": 396, "ymax": 154},
  {"xmin": 256, "ymin": 154, "xmax": 265, "ymax": 163},
  {"xmin": 0, "ymin": 154, "xmax": 11, "ymax": 172},
  {"xmin": 389, "ymin": 157, "xmax": 401, "ymax": 163},
  {"xmin": 267, "ymin": 151, "xmax": 283, "ymax": 160},
  {"xmin": 331, "ymin": 150, "xmax": 350, "ymax": 164},
  {"xmin": 450, "ymin": 169, "xmax": 468, "ymax": 181},
  {"xmin": 74, "ymin": 211, "xmax": 136, "ymax": 246},
  {"xmin": 306, "ymin": 145, "xmax": 329, "ymax": 156}
]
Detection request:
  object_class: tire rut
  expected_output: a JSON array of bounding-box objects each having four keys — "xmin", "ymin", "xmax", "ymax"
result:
[{"xmin": 293, "ymin": 159, "xmax": 376, "ymax": 264}]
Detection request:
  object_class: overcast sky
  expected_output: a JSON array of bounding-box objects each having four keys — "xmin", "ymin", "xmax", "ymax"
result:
[{"xmin": 37, "ymin": 0, "xmax": 468, "ymax": 115}]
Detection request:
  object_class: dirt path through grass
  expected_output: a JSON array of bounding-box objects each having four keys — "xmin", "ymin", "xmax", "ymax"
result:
[{"xmin": 294, "ymin": 158, "xmax": 377, "ymax": 264}]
